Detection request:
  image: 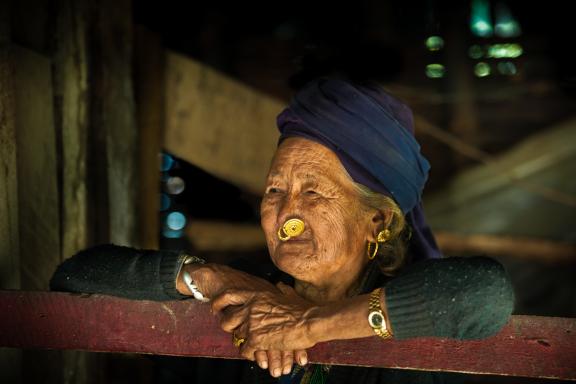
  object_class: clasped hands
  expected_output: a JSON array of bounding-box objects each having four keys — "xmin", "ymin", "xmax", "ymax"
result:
[
  {"xmin": 186, "ymin": 264, "xmax": 320, "ymax": 378},
  {"xmin": 212, "ymin": 282, "xmax": 319, "ymax": 377},
  {"xmin": 212, "ymin": 281, "xmax": 320, "ymax": 377}
]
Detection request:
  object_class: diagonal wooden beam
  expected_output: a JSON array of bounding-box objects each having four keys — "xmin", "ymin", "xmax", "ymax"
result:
[
  {"xmin": 164, "ymin": 52, "xmax": 282, "ymax": 195},
  {"xmin": 435, "ymin": 232, "xmax": 576, "ymax": 262},
  {"xmin": 1, "ymin": 291, "xmax": 575, "ymax": 381}
]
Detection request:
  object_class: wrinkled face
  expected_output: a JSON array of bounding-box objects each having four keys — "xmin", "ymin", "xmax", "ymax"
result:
[{"xmin": 260, "ymin": 137, "xmax": 374, "ymax": 289}]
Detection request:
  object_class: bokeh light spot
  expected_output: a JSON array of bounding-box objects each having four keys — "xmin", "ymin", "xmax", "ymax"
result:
[
  {"xmin": 426, "ymin": 63, "xmax": 445, "ymax": 78},
  {"xmin": 166, "ymin": 211, "xmax": 187, "ymax": 230},
  {"xmin": 474, "ymin": 62, "xmax": 491, "ymax": 77}
]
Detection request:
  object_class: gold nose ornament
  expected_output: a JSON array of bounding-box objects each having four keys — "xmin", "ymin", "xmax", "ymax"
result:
[{"xmin": 277, "ymin": 218, "xmax": 305, "ymax": 241}]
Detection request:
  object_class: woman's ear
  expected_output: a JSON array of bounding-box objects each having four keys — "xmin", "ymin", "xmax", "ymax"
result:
[{"xmin": 366, "ymin": 209, "xmax": 391, "ymax": 242}]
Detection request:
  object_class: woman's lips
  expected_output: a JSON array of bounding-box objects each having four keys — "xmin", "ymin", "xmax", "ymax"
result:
[{"xmin": 279, "ymin": 236, "xmax": 312, "ymax": 243}]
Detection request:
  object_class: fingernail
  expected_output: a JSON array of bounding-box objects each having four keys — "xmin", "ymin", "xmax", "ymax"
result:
[
  {"xmin": 260, "ymin": 361, "xmax": 268, "ymax": 369},
  {"xmin": 299, "ymin": 356, "xmax": 308, "ymax": 366},
  {"xmin": 283, "ymin": 366, "xmax": 291, "ymax": 375},
  {"xmin": 273, "ymin": 368, "xmax": 281, "ymax": 377}
]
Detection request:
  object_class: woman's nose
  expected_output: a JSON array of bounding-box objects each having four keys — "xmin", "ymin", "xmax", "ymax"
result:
[{"xmin": 276, "ymin": 193, "xmax": 302, "ymax": 224}]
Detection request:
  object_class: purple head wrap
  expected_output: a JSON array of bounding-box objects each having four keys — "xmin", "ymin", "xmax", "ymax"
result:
[{"xmin": 276, "ymin": 78, "xmax": 441, "ymax": 261}]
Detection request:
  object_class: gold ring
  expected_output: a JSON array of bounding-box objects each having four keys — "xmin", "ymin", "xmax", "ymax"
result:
[
  {"xmin": 277, "ymin": 218, "xmax": 305, "ymax": 241},
  {"xmin": 232, "ymin": 332, "xmax": 246, "ymax": 348}
]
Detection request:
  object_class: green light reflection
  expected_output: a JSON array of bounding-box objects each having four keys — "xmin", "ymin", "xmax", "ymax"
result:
[
  {"xmin": 469, "ymin": 45, "xmax": 484, "ymax": 59},
  {"xmin": 495, "ymin": 3, "xmax": 522, "ymax": 37},
  {"xmin": 471, "ymin": 0, "xmax": 493, "ymax": 37},
  {"xmin": 497, "ymin": 61, "xmax": 517, "ymax": 75},
  {"xmin": 487, "ymin": 43, "xmax": 523, "ymax": 58},
  {"xmin": 474, "ymin": 62, "xmax": 491, "ymax": 77},
  {"xmin": 426, "ymin": 63, "xmax": 445, "ymax": 78},
  {"xmin": 426, "ymin": 36, "xmax": 445, "ymax": 51}
]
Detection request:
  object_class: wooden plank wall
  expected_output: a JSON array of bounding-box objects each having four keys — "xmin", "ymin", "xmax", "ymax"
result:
[
  {"xmin": 0, "ymin": 11, "xmax": 19, "ymax": 294},
  {"xmin": 0, "ymin": 0, "xmax": 158, "ymax": 382},
  {"xmin": 0, "ymin": 35, "xmax": 22, "ymax": 384},
  {"xmin": 53, "ymin": 0, "xmax": 89, "ymax": 261},
  {"xmin": 13, "ymin": 46, "xmax": 62, "ymax": 291},
  {"xmin": 52, "ymin": 2, "xmax": 98, "ymax": 382},
  {"xmin": 92, "ymin": 0, "xmax": 139, "ymax": 247},
  {"xmin": 12, "ymin": 43, "xmax": 67, "ymax": 384}
]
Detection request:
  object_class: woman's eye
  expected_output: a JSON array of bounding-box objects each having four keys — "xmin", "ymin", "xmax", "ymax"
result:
[
  {"xmin": 267, "ymin": 187, "xmax": 281, "ymax": 194},
  {"xmin": 304, "ymin": 190, "xmax": 318, "ymax": 195}
]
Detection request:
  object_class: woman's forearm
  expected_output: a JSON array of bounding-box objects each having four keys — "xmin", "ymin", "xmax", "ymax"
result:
[
  {"xmin": 385, "ymin": 257, "xmax": 514, "ymax": 340},
  {"xmin": 307, "ymin": 290, "xmax": 392, "ymax": 344},
  {"xmin": 50, "ymin": 244, "xmax": 187, "ymax": 301},
  {"xmin": 308, "ymin": 257, "xmax": 514, "ymax": 343}
]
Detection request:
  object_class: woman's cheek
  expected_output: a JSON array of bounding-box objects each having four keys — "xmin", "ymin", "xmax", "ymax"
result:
[
  {"xmin": 330, "ymin": 202, "xmax": 363, "ymax": 246},
  {"xmin": 260, "ymin": 203, "xmax": 278, "ymax": 247},
  {"xmin": 312, "ymin": 204, "xmax": 348, "ymax": 248}
]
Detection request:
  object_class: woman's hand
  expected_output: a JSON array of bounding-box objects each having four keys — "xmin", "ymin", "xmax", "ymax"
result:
[
  {"xmin": 212, "ymin": 283, "xmax": 321, "ymax": 377},
  {"xmin": 177, "ymin": 263, "xmax": 279, "ymax": 299},
  {"xmin": 178, "ymin": 264, "xmax": 312, "ymax": 375}
]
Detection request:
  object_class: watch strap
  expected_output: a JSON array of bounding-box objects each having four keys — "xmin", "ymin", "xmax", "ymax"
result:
[{"xmin": 368, "ymin": 288, "xmax": 392, "ymax": 339}]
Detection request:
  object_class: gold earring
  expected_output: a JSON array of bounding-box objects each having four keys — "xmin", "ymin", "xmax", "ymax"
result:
[
  {"xmin": 367, "ymin": 241, "xmax": 379, "ymax": 260},
  {"xmin": 377, "ymin": 229, "xmax": 391, "ymax": 243},
  {"xmin": 367, "ymin": 229, "xmax": 391, "ymax": 260}
]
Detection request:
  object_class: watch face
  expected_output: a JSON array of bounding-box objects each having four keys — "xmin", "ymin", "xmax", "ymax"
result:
[{"xmin": 368, "ymin": 311, "xmax": 384, "ymax": 328}]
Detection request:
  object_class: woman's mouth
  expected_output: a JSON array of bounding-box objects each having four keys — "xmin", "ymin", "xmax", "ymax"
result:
[{"xmin": 279, "ymin": 236, "xmax": 312, "ymax": 244}]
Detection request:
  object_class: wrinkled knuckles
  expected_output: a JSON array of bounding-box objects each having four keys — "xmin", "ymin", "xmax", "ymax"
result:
[
  {"xmin": 247, "ymin": 333, "xmax": 264, "ymax": 349},
  {"xmin": 220, "ymin": 288, "xmax": 240, "ymax": 299}
]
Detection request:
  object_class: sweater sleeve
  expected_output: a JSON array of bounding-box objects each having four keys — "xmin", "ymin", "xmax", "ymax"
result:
[
  {"xmin": 385, "ymin": 257, "xmax": 514, "ymax": 340},
  {"xmin": 49, "ymin": 244, "xmax": 189, "ymax": 301}
]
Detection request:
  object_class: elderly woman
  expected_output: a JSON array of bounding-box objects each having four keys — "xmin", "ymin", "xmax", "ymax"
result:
[{"xmin": 51, "ymin": 78, "xmax": 514, "ymax": 383}]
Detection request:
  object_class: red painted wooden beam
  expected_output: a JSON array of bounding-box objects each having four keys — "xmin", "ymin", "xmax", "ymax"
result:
[{"xmin": 1, "ymin": 290, "xmax": 575, "ymax": 380}]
